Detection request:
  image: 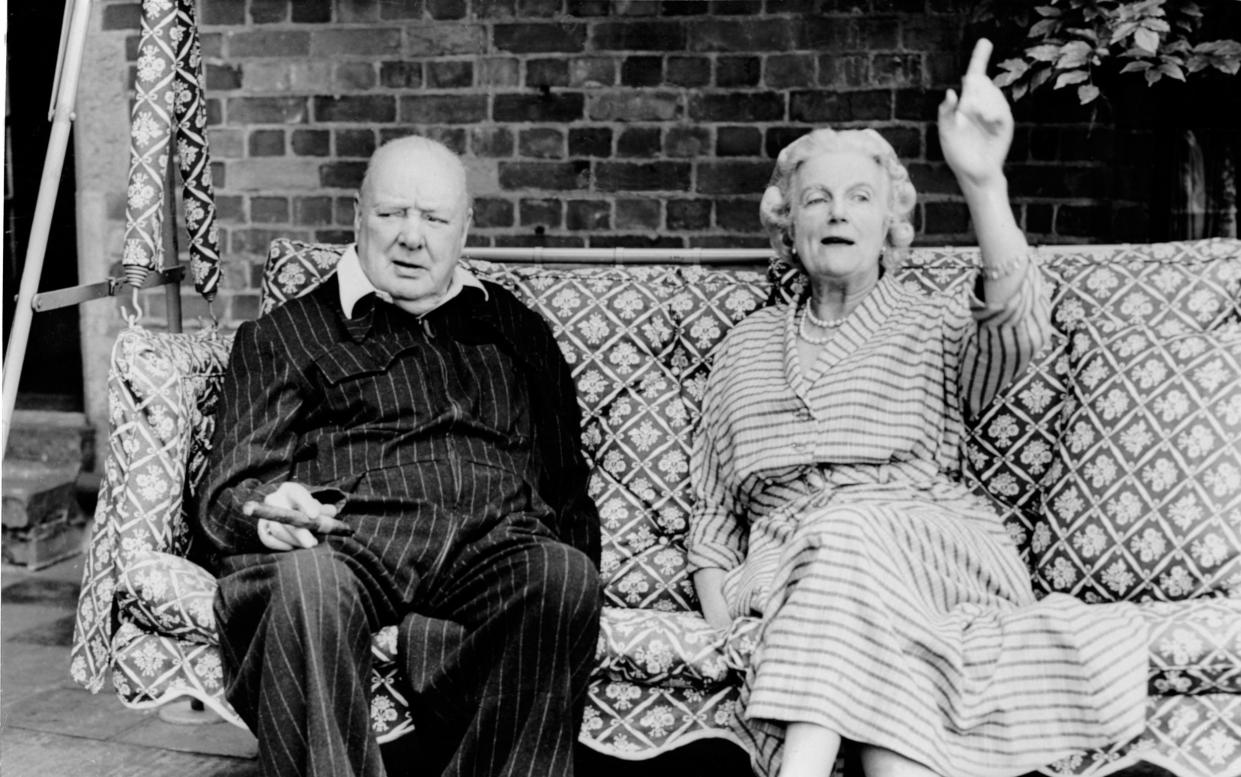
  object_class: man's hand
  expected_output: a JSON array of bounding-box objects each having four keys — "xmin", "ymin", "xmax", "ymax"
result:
[
  {"xmin": 938, "ymin": 38, "xmax": 1014, "ymax": 193},
  {"xmin": 255, "ymin": 482, "xmax": 335, "ymax": 551}
]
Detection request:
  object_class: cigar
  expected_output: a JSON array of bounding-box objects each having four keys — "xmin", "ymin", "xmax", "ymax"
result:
[{"xmin": 243, "ymin": 501, "xmax": 354, "ymax": 536}]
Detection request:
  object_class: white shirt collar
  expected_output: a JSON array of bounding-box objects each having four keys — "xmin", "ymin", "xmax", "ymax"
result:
[{"xmin": 336, "ymin": 244, "xmax": 487, "ymax": 319}]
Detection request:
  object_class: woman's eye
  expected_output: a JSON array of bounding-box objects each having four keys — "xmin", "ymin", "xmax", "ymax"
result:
[{"xmin": 805, "ymin": 195, "xmax": 827, "ymax": 206}]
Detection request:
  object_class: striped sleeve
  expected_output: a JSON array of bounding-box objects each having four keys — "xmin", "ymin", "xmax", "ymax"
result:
[
  {"xmin": 198, "ymin": 316, "xmax": 308, "ymax": 553},
  {"xmin": 959, "ymin": 256, "xmax": 1053, "ymax": 420},
  {"xmin": 687, "ymin": 335, "xmax": 748, "ymax": 573}
]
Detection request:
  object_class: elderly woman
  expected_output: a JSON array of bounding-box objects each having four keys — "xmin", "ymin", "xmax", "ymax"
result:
[{"xmin": 688, "ymin": 41, "xmax": 1148, "ymax": 777}]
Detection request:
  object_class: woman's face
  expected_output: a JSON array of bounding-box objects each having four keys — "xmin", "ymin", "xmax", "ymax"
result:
[{"xmin": 789, "ymin": 150, "xmax": 892, "ymax": 286}]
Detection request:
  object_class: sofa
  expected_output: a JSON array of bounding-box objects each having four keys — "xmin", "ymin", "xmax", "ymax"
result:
[{"xmin": 71, "ymin": 236, "xmax": 1241, "ymax": 777}]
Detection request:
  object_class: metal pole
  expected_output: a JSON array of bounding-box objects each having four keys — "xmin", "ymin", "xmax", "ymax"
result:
[
  {"xmin": 1, "ymin": 0, "xmax": 94, "ymax": 454},
  {"xmin": 162, "ymin": 159, "xmax": 182, "ymax": 333}
]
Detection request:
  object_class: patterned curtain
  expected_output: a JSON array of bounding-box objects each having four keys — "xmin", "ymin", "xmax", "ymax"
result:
[{"xmin": 121, "ymin": 0, "xmax": 219, "ymax": 300}]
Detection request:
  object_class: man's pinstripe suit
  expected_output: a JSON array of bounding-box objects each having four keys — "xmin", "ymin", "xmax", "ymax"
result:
[{"xmin": 198, "ymin": 269, "xmax": 602, "ymax": 777}]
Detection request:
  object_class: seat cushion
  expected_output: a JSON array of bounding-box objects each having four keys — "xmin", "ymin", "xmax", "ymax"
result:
[
  {"xmin": 594, "ymin": 607, "xmax": 760, "ymax": 687},
  {"xmin": 117, "ymin": 551, "xmax": 218, "ymax": 645},
  {"xmin": 1145, "ymin": 598, "xmax": 1241, "ymax": 696}
]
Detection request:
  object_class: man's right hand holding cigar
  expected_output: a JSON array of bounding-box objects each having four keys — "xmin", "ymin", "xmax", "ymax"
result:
[{"xmin": 249, "ymin": 482, "xmax": 346, "ymax": 551}]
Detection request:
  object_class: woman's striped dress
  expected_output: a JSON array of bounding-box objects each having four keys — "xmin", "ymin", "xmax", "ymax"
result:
[{"xmin": 687, "ymin": 264, "xmax": 1149, "ymax": 777}]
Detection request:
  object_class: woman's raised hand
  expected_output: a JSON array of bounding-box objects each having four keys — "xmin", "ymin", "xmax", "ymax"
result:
[{"xmin": 938, "ymin": 39, "xmax": 1014, "ymax": 193}]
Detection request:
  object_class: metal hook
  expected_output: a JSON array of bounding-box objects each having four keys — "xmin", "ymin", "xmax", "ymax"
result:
[
  {"xmin": 119, "ymin": 287, "xmax": 145, "ymax": 327},
  {"xmin": 200, "ymin": 298, "xmax": 220, "ymax": 334}
]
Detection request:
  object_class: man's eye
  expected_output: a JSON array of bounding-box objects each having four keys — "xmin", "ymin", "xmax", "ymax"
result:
[{"xmin": 425, "ymin": 214, "xmax": 448, "ymax": 224}]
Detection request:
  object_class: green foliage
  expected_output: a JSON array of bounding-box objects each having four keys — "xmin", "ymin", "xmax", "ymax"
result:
[{"xmin": 987, "ymin": 0, "xmax": 1241, "ymax": 104}]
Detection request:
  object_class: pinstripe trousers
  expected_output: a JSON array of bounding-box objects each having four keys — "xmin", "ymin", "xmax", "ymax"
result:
[{"xmin": 214, "ymin": 496, "xmax": 601, "ymax": 777}]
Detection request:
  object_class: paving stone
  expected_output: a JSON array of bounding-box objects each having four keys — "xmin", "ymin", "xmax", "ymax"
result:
[
  {"xmin": 3, "ymin": 687, "xmax": 150, "ymax": 740},
  {"xmin": 6, "ymin": 613, "xmax": 76, "ymax": 646},
  {"xmin": 118, "ymin": 714, "xmax": 258, "ymax": 759},
  {"xmin": 0, "ymin": 727, "xmax": 261, "ymax": 777},
  {"xmin": 0, "ymin": 643, "xmax": 79, "ymax": 722},
  {"xmin": 0, "ymin": 578, "xmax": 81, "ymax": 607}
]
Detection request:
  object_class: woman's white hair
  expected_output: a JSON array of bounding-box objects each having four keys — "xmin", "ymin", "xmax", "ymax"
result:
[{"xmin": 759, "ymin": 128, "xmax": 917, "ymax": 272}]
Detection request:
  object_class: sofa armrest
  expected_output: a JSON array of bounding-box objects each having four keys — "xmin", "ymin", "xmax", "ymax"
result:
[
  {"xmin": 71, "ymin": 326, "xmax": 234, "ymax": 694},
  {"xmin": 104, "ymin": 327, "xmax": 233, "ymax": 558}
]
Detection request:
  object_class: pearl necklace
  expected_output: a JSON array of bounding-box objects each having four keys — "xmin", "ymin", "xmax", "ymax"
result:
[
  {"xmin": 804, "ymin": 306, "xmax": 847, "ymax": 329},
  {"xmin": 797, "ymin": 305, "xmax": 843, "ymax": 345}
]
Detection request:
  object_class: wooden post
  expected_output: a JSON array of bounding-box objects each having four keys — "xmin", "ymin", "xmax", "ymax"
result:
[{"xmin": 2, "ymin": 0, "xmax": 93, "ymax": 454}]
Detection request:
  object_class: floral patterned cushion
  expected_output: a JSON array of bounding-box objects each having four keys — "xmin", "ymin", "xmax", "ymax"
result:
[
  {"xmin": 1033, "ymin": 323, "xmax": 1241, "ymax": 602},
  {"xmin": 582, "ymin": 679, "xmax": 748, "ymax": 758},
  {"xmin": 966, "ymin": 240, "xmax": 1241, "ymax": 567},
  {"xmin": 110, "ymin": 626, "xmax": 240, "ymax": 724},
  {"xmin": 117, "ymin": 551, "xmax": 217, "ymax": 645},
  {"xmin": 594, "ymin": 608, "xmax": 760, "ymax": 688},
  {"xmin": 1144, "ymin": 599, "xmax": 1241, "ymax": 696},
  {"xmin": 72, "ymin": 327, "xmax": 234, "ymax": 695}
]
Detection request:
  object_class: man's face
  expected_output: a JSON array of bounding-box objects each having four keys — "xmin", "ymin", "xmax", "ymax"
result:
[{"xmin": 354, "ymin": 145, "xmax": 471, "ymax": 307}]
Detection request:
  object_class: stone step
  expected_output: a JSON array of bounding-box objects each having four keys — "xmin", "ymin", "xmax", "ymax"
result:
[
  {"xmin": 3, "ymin": 412, "xmax": 94, "ymax": 569},
  {"xmin": 1, "ymin": 460, "xmax": 89, "ymax": 569},
  {"xmin": 5, "ymin": 410, "xmax": 95, "ymax": 469},
  {"xmin": 2, "ymin": 460, "xmax": 82, "ymax": 528}
]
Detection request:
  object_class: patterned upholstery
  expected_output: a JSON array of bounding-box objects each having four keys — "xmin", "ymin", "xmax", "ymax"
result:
[
  {"xmin": 1145, "ymin": 599, "xmax": 1241, "ymax": 696},
  {"xmin": 72, "ymin": 238, "xmax": 1241, "ymax": 777},
  {"xmin": 594, "ymin": 608, "xmax": 760, "ymax": 687},
  {"xmin": 965, "ymin": 241, "xmax": 1241, "ymax": 568},
  {"xmin": 120, "ymin": 0, "xmax": 219, "ymax": 297},
  {"xmin": 117, "ymin": 550, "xmax": 217, "ymax": 645},
  {"xmin": 70, "ymin": 327, "xmax": 237, "ymax": 722},
  {"xmin": 1035, "ymin": 324, "xmax": 1241, "ymax": 604}
]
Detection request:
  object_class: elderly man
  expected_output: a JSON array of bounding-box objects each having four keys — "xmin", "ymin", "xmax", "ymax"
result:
[{"xmin": 199, "ymin": 135, "xmax": 601, "ymax": 777}]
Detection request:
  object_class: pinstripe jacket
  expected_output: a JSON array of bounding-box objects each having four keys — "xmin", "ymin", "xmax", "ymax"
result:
[{"xmin": 197, "ymin": 273, "xmax": 600, "ymax": 594}]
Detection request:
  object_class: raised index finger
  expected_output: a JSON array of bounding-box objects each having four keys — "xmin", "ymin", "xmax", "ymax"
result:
[{"xmin": 966, "ymin": 38, "xmax": 993, "ymax": 79}]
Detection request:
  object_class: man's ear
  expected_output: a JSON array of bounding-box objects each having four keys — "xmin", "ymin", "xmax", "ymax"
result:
[{"xmin": 353, "ymin": 194, "xmax": 363, "ymax": 234}]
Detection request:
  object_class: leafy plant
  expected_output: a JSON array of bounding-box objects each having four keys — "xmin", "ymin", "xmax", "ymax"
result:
[{"xmin": 988, "ymin": 0, "xmax": 1241, "ymax": 104}]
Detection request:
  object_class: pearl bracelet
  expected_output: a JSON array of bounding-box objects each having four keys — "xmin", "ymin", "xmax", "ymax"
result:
[{"xmin": 978, "ymin": 251, "xmax": 1032, "ymax": 282}]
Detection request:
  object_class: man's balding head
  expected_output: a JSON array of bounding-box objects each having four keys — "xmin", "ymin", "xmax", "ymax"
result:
[
  {"xmin": 353, "ymin": 135, "xmax": 473, "ymax": 315},
  {"xmin": 359, "ymin": 135, "xmax": 470, "ymax": 211}
]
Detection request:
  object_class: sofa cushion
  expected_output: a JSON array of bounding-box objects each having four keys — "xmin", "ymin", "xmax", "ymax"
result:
[
  {"xmin": 964, "ymin": 240, "xmax": 1241, "ymax": 566},
  {"xmin": 71, "ymin": 327, "xmax": 235, "ymax": 694},
  {"xmin": 1144, "ymin": 598, "xmax": 1241, "ymax": 696},
  {"xmin": 1033, "ymin": 323, "xmax": 1241, "ymax": 602},
  {"xmin": 594, "ymin": 607, "xmax": 760, "ymax": 688},
  {"xmin": 109, "ymin": 625, "xmax": 241, "ymax": 723},
  {"xmin": 117, "ymin": 550, "xmax": 218, "ymax": 645}
]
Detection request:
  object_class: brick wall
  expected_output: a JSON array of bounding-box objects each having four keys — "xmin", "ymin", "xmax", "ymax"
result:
[{"xmin": 86, "ymin": 0, "xmax": 1150, "ymax": 329}]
